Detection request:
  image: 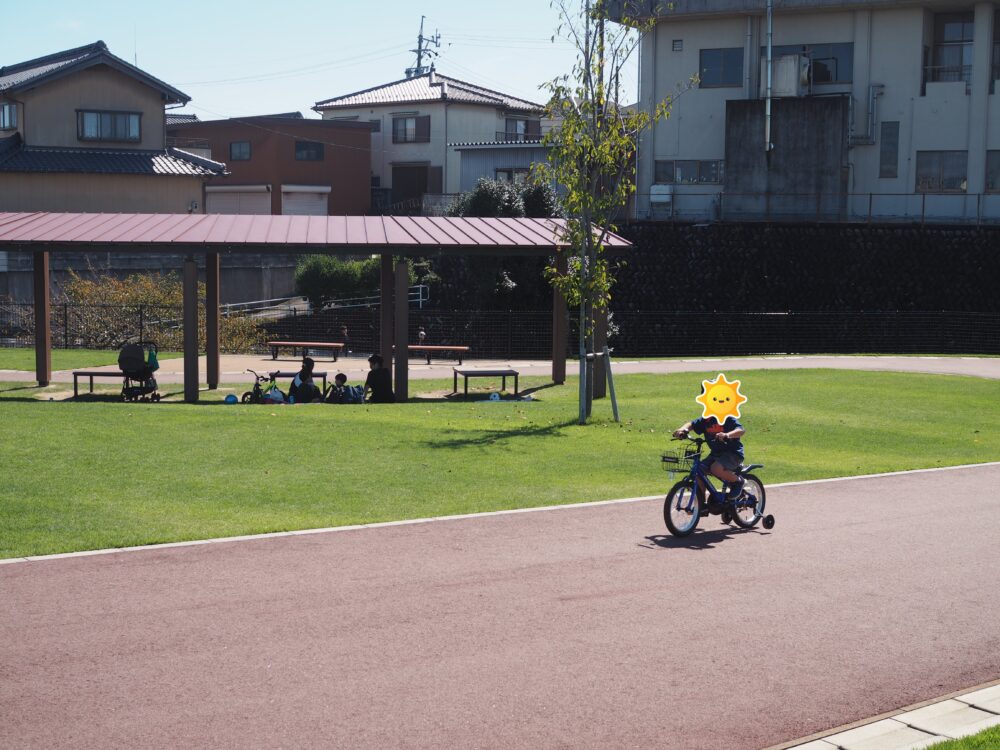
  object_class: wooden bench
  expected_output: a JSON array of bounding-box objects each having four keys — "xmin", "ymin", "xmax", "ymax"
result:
[
  {"xmin": 395, "ymin": 344, "xmax": 471, "ymax": 364},
  {"xmin": 267, "ymin": 341, "xmax": 344, "ymax": 361},
  {"xmin": 268, "ymin": 370, "xmax": 328, "ymax": 394},
  {"xmin": 73, "ymin": 370, "xmax": 124, "ymax": 398},
  {"xmin": 453, "ymin": 367, "xmax": 519, "ymax": 398}
]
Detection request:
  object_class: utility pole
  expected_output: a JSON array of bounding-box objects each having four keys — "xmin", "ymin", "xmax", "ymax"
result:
[{"xmin": 405, "ymin": 16, "xmax": 441, "ymax": 78}]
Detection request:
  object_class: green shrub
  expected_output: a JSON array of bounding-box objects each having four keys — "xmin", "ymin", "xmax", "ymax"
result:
[
  {"xmin": 294, "ymin": 256, "xmax": 381, "ymax": 308},
  {"xmin": 447, "ymin": 179, "xmax": 525, "ymax": 218},
  {"xmin": 521, "ymin": 182, "xmax": 564, "ymax": 218}
]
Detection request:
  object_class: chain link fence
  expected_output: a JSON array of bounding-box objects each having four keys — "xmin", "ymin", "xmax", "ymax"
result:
[{"xmin": 2, "ymin": 302, "xmax": 998, "ymax": 357}]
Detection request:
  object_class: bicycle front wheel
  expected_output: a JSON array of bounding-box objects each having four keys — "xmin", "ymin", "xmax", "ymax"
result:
[
  {"xmin": 733, "ymin": 474, "xmax": 766, "ymax": 529},
  {"xmin": 664, "ymin": 480, "xmax": 700, "ymax": 537}
]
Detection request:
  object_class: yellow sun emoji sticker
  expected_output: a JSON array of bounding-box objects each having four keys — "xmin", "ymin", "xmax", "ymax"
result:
[{"xmin": 695, "ymin": 373, "xmax": 748, "ymax": 424}]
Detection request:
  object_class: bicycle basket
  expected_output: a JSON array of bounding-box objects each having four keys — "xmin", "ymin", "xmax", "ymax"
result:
[{"xmin": 661, "ymin": 448, "xmax": 697, "ymax": 471}]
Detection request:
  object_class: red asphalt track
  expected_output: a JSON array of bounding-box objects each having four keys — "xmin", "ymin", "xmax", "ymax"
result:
[{"xmin": 2, "ymin": 465, "xmax": 1000, "ymax": 749}]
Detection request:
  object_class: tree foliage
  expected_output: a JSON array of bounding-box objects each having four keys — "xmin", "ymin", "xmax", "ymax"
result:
[
  {"xmin": 56, "ymin": 269, "xmax": 264, "ymax": 352},
  {"xmin": 537, "ymin": 0, "xmax": 676, "ymax": 421}
]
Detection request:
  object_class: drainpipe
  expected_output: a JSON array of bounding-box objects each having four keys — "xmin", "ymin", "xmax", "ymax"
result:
[
  {"xmin": 765, "ymin": 0, "xmax": 774, "ymax": 154},
  {"xmin": 745, "ymin": 16, "xmax": 753, "ymax": 98}
]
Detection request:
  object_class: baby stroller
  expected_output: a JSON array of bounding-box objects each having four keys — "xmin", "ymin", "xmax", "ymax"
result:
[{"xmin": 118, "ymin": 342, "xmax": 160, "ymax": 402}]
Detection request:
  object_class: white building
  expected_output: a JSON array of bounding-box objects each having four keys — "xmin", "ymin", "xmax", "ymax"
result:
[
  {"xmin": 613, "ymin": 0, "xmax": 1000, "ymax": 222},
  {"xmin": 313, "ymin": 71, "xmax": 544, "ymax": 212}
]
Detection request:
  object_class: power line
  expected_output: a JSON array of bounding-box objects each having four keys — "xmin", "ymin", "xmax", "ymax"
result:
[{"xmin": 177, "ymin": 43, "xmax": 410, "ymax": 86}]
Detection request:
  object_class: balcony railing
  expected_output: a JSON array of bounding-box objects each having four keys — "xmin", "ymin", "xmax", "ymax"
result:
[
  {"xmin": 495, "ymin": 131, "xmax": 542, "ymax": 143},
  {"xmin": 166, "ymin": 136, "xmax": 211, "ymax": 151},
  {"xmin": 637, "ymin": 190, "xmax": 1000, "ymax": 225}
]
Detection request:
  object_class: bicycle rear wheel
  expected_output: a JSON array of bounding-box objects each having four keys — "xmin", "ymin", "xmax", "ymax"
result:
[
  {"xmin": 732, "ymin": 474, "xmax": 766, "ymax": 529},
  {"xmin": 664, "ymin": 480, "xmax": 700, "ymax": 537}
]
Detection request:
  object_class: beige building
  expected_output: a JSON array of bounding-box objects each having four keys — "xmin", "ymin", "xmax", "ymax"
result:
[
  {"xmin": 613, "ymin": 0, "xmax": 1000, "ymax": 223},
  {"xmin": 0, "ymin": 41, "xmax": 228, "ymax": 299},
  {"xmin": 313, "ymin": 70, "xmax": 545, "ymax": 211}
]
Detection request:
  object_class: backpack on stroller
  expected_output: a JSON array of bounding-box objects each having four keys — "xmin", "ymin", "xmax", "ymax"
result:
[{"xmin": 118, "ymin": 342, "xmax": 160, "ymax": 402}]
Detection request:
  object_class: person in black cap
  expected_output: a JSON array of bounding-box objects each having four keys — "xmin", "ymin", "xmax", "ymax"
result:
[{"xmin": 363, "ymin": 354, "xmax": 395, "ymax": 403}]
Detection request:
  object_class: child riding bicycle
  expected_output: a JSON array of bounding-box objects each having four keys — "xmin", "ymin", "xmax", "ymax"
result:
[{"xmin": 672, "ymin": 415, "xmax": 746, "ymax": 501}]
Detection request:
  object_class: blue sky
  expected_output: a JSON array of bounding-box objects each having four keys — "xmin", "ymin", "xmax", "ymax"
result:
[{"xmin": 3, "ymin": 0, "xmax": 638, "ymax": 119}]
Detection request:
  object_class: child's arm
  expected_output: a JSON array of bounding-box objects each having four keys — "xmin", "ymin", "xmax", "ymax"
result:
[{"xmin": 673, "ymin": 421, "xmax": 694, "ymax": 438}]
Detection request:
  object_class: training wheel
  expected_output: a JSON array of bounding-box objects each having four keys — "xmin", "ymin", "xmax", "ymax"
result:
[
  {"xmin": 720, "ymin": 510, "xmax": 732, "ymax": 525},
  {"xmin": 762, "ymin": 515, "xmax": 775, "ymax": 530}
]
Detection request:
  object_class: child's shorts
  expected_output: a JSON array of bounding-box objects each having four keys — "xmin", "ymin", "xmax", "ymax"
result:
[{"xmin": 705, "ymin": 451, "xmax": 743, "ymax": 473}]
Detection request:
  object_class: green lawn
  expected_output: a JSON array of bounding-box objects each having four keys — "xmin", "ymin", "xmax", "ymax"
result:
[
  {"xmin": 2, "ymin": 369, "xmax": 999, "ymax": 559},
  {"xmin": 0, "ymin": 347, "xmax": 182, "ymax": 371},
  {"xmin": 927, "ymin": 726, "xmax": 1000, "ymax": 748}
]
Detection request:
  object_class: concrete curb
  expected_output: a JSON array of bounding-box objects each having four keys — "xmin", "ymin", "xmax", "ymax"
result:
[{"xmin": 767, "ymin": 677, "xmax": 1000, "ymax": 750}]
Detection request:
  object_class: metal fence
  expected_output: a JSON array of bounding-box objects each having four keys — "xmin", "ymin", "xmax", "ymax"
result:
[{"xmin": 2, "ymin": 303, "xmax": 998, "ymax": 357}]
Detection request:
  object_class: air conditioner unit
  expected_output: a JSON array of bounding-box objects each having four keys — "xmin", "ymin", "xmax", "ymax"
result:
[
  {"xmin": 650, "ymin": 184, "xmax": 674, "ymax": 203},
  {"xmin": 759, "ymin": 54, "xmax": 809, "ymax": 97}
]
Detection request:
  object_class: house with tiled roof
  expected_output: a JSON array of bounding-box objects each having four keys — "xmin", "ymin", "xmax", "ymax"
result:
[
  {"xmin": 314, "ymin": 70, "xmax": 546, "ymax": 211},
  {"xmin": 0, "ymin": 41, "xmax": 230, "ymax": 298}
]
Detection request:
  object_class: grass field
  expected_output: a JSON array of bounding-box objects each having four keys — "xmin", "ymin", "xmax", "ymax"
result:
[
  {"xmin": 0, "ymin": 347, "xmax": 182, "ymax": 371},
  {"xmin": 2, "ymin": 368, "xmax": 999, "ymax": 559},
  {"xmin": 927, "ymin": 726, "xmax": 1000, "ymax": 748}
]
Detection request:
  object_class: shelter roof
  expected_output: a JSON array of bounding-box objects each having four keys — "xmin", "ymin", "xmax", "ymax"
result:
[
  {"xmin": 314, "ymin": 71, "xmax": 543, "ymax": 113},
  {"xmin": 0, "ymin": 212, "xmax": 630, "ymax": 256},
  {"xmin": 0, "ymin": 41, "xmax": 189, "ymax": 104}
]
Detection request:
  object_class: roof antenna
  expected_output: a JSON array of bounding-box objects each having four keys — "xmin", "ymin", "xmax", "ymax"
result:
[
  {"xmin": 405, "ymin": 15, "xmax": 440, "ymax": 78},
  {"xmin": 133, "ymin": 23, "xmax": 138, "ymax": 66}
]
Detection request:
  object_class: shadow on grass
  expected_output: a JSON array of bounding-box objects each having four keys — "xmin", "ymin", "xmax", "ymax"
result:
[
  {"xmin": 640, "ymin": 525, "xmax": 768, "ymax": 550},
  {"xmin": 423, "ymin": 418, "xmax": 578, "ymax": 449},
  {"xmin": 408, "ymin": 381, "xmax": 560, "ymax": 404}
]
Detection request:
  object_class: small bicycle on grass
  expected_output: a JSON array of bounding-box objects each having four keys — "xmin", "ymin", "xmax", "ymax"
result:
[
  {"xmin": 242, "ymin": 369, "xmax": 284, "ymax": 404},
  {"xmin": 661, "ymin": 436, "xmax": 775, "ymax": 537}
]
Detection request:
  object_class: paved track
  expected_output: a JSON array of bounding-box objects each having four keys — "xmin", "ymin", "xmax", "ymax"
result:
[{"xmin": 2, "ymin": 465, "xmax": 999, "ymax": 749}]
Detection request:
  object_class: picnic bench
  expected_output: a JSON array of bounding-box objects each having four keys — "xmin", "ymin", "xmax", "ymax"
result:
[
  {"xmin": 269, "ymin": 370, "xmax": 328, "ymax": 393},
  {"xmin": 394, "ymin": 345, "xmax": 471, "ymax": 364},
  {"xmin": 267, "ymin": 341, "xmax": 344, "ymax": 361},
  {"xmin": 72, "ymin": 370, "xmax": 125, "ymax": 397},
  {"xmin": 453, "ymin": 367, "xmax": 519, "ymax": 398}
]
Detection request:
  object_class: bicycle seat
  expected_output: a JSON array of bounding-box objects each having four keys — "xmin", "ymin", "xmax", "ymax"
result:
[{"xmin": 739, "ymin": 463, "xmax": 764, "ymax": 474}]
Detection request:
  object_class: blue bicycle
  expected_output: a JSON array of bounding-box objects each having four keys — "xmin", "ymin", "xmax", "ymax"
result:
[{"xmin": 661, "ymin": 436, "xmax": 775, "ymax": 537}]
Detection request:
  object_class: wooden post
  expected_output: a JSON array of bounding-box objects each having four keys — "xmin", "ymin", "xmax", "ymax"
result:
[
  {"xmin": 205, "ymin": 252, "xmax": 220, "ymax": 390},
  {"xmin": 183, "ymin": 255, "xmax": 199, "ymax": 403},
  {"xmin": 379, "ymin": 253, "xmax": 395, "ymax": 364},
  {"xmin": 593, "ymin": 304, "xmax": 608, "ymax": 399},
  {"xmin": 394, "ymin": 259, "xmax": 409, "ymax": 402},
  {"xmin": 551, "ymin": 251, "xmax": 568, "ymax": 384},
  {"xmin": 33, "ymin": 250, "xmax": 51, "ymax": 387}
]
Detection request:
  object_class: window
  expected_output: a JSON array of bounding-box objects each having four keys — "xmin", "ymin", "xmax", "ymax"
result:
[
  {"xmin": 654, "ymin": 159, "xmax": 724, "ymax": 184},
  {"xmin": 392, "ymin": 115, "xmax": 430, "ymax": 143},
  {"xmin": 915, "ymin": 150, "xmax": 968, "ymax": 192},
  {"xmin": 928, "ymin": 12, "xmax": 974, "ymax": 85},
  {"xmin": 496, "ymin": 168, "xmax": 530, "ymax": 185},
  {"xmin": 699, "ymin": 48, "xmax": 743, "ymax": 87},
  {"xmin": 762, "ymin": 43, "xmax": 854, "ymax": 84},
  {"xmin": 295, "ymin": 140, "xmax": 324, "ymax": 161},
  {"xmin": 77, "ymin": 110, "xmax": 141, "ymax": 142},
  {"xmin": 371, "ymin": 175, "xmax": 381, "ymax": 187},
  {"xmin": 229, "ymin": 141, "xmax": 251, "ymax": 161},
  {"xmin": 987, "ymin": 152, "xmax": 1000, "ymax": 192},
  {"xmin": 0, "ymin": 103, "xmax": 15, "ymax": 130},
  {"xmin": 879, "ymin": 121, "xmax": 899, "ymax": 179},
  {"xmin": 369, "ymin": 119, "xmax": 381, "ymax": 133},
  {"xmin": 503, "ymin": 118, "xmax": 540, "ymax": 141}
]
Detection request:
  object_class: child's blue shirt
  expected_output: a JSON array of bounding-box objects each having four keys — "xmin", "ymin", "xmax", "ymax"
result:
[{"xmin": 691, "ymin": 416, "xmax": 744, "ymax": 457}]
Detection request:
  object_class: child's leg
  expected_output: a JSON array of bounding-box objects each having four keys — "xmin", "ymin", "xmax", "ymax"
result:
[{"xmin": 709, "ymin": 459, "xmax": 745, "ymax": 497}]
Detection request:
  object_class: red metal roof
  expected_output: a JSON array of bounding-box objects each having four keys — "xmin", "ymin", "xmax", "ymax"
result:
[{"xmin": 0, "ymin": 212, "xmax": 631, "ymax": 255}]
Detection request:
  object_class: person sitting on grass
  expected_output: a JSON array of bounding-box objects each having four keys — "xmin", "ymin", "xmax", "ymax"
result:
[
  {"xmin": 672, "ymin": 414, "xmax": 746, "ymax": 503},
  {"xmin": 325, "ymin": 372, "xmax": 348, "ymax": 404},
  {"xmin": 363, "ymin": 354, "xmax": 395, "ymax": 404},
  {"xmin": 288, "ymin": 357, "xmax": 323, "ymax": 404}
]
